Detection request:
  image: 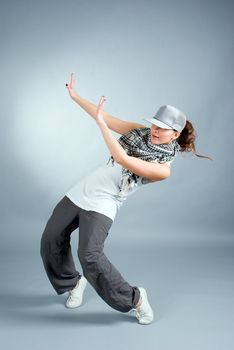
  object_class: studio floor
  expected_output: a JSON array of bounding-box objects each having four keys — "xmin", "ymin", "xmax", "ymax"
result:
[{"xmin": 0, "ymin": 235, "xmax": 233, "ymax": 350}]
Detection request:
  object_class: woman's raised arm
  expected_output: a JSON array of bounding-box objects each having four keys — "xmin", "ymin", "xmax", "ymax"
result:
[
  {"xmin": 95, "ymin": 95, "xmax": 171, "ymax": 182},
  {"xmin": 65, "ymin": 73, "xmax": 145, "ymax": 134}
]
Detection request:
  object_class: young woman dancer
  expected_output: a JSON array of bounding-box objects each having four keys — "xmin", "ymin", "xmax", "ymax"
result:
[{"xmin": 40, "ymin": 73, "xmax": 212, "ymax": 325}]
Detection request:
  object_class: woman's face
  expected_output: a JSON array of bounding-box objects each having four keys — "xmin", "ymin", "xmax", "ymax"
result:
[{"xmin": 150, "ymin": 124, "xmax": 180, "ymax": 145}]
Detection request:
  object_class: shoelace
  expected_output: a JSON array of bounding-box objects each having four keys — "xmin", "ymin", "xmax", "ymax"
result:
[
  {"xmin": 68, "ymin": 284, "xmax": 80, "ymax": 299},
  {"xmin": 129, "ymin": 308, "xmax": 142, "ymax": 320},
  {"xmin": 67, "ymin": 292, "xmax": 79, "ymax": 305},
  {"xmin": 130, "ymin": 304, "xmax": 150, "ymax": 320}
]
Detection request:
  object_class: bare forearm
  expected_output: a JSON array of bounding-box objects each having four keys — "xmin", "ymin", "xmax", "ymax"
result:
[
  {"xmin": 97, "ymin": 123, "xmax": 169, "ymax": 180},
  {"xmin": 120, "ymin": 155, "xmax": 170, "ymax": 181},
  {"xmin": 98, "ymin": 122, "xmax": 126, "ymax": 163},
  {"xmin": 72, "ymin": 94, "xmax": 111, "ymax": 123}
]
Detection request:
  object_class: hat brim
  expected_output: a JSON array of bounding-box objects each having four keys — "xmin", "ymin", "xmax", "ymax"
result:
[{"xmin": 142, "ymin": 118, "xmax": 173, "ymax": 129}]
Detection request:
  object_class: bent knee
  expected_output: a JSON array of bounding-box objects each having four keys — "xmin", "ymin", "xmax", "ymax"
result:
[{"xmin": 78, "ymin": 249, "xmax": 100, "ymax": 266}]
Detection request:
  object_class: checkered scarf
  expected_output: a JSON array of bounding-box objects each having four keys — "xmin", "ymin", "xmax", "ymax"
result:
[{"xmin": 106, "ymin": 127, "xmax": 181, "ymax": 197}]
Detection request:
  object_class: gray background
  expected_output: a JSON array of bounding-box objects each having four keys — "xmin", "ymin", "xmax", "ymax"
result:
[{"xmin": 1, "ymin": 0, "xmax": 233, "ymax": 349}]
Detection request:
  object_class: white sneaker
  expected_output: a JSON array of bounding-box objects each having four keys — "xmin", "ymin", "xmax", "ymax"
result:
[
  {"xmin": 65, "ymin": 276, "xmax": 87, "ymax": 308},
  {"xmin": 131, "ymin": 287, "xmax": 154, "ymax": 324}
]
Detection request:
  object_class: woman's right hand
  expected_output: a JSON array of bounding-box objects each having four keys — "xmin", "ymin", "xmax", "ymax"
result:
[{"xmin": 65, "ymin": 73, "xmax": 78, "ymax": 100}]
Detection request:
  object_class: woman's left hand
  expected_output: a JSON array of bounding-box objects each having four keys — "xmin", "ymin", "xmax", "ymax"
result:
[{"xmin": 96, "ymin": 95, "xmax": 107, "ymax": 126}]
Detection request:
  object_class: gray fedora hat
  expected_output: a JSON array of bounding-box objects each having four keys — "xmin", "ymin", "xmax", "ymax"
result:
[{"xmin": 143, "ymin": 105, "xmax": 187, "ymax": 132}]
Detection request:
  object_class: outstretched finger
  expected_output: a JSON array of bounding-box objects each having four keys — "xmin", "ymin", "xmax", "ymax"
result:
[
  {"xmin": 70, "ymin": 72, "xmax": 75, "ymax": 88},
  {"xmin": 97, "ymin": 96, "xmax": 102, "ymax": 108},
  {"xmin": 99, "ymin": 95, "xmax": 106, "ymax": 108},
  {"xmin": 69, "ymin": 73, "xmax": 72, "ymax": 86}
]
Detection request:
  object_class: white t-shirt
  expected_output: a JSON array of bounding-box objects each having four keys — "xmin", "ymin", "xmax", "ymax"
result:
[{"xmin": 65, "ymin": 156, "xmax": 172, "ymax": 221}]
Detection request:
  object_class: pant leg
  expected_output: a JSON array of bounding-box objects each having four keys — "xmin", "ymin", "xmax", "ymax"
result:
[
  {"xmin": 77, "ymin": 208, "xmax": 141, "ymax": 313},
  {"xmin": 40, "ymin": 195, "xmax": 82, "ymax": 295}
]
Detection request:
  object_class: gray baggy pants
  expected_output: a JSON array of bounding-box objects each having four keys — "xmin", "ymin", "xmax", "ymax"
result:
[{"xmin": 40, "ymin": 195, "xmax": 140, "ymax": 313}]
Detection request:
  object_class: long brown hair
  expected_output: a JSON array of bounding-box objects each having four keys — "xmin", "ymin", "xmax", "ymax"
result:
[{"xmin": 176, "ymin": 120, "xmax": 212, "ymax": 160}]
